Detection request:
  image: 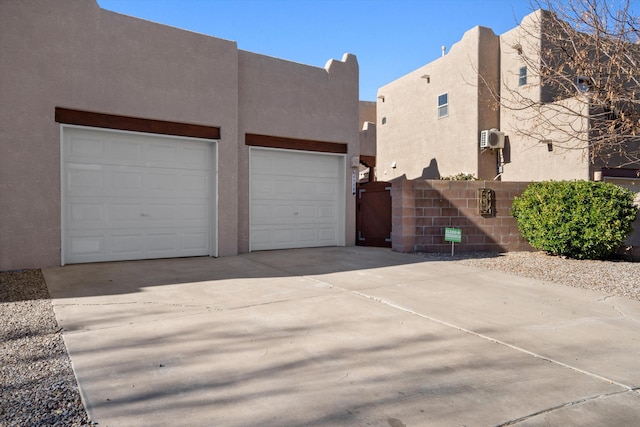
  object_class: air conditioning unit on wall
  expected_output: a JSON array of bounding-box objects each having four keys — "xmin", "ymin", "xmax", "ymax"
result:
[{"xmin": 480, "ymin": 129, "xmax": 505, "ymax": 149}]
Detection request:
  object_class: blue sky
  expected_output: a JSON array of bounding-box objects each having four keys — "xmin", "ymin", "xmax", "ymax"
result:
[{"xmin": 97, "ymin": 0, "xmax": 535, "ymax": 100}]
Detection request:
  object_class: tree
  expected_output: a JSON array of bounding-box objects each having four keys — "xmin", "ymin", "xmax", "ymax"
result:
[{"xmin": 493, "ymin": 0, "xmax": 640, "ymax": 168}]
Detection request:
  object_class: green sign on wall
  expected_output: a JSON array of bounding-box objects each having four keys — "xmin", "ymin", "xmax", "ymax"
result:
[{"xmin": 444, "ymin": 227, "xmax": 462, "ymax": 243}]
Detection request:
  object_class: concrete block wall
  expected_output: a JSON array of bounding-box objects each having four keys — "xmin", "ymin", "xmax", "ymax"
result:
[{"xmin": 391, "ymin": 179, "xmax": 532, "ymax": 253}]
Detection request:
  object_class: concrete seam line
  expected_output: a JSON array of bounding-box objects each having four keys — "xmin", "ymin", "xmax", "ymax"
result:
[
  {"xmin": 350, "ymin": 290, "xmax": 634, "ymax": 392},
  {"xmin": 494, "ymin": 389, "xmax": 635, "ymax": 427}
]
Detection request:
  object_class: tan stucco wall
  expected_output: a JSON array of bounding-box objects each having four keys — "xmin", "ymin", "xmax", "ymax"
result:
[
  {"xmin": 359, "ymin": 122, "xmax": 377, "ymax": 158},
  {"xmin": 359, "ymin": 101, "xmax": 377, "ymax": 161},
  {"xmin": 237, "ymin": 51, "xmax": 359, "ymax": 252},
  {"xmin": 359, "ymin": 101, "xmax": 376, "ymax": 129},
  {"xmin": 376, "ymin": 26, "xmax": 499, "ymax": 181},
  {"xmin": 499, "ymin": 11, "xmax": 591, "ymax": 181},
  {"xmin": 0, "ymin": 0, "xmax": 359, "ymax": 269},
  {"xmin": 376, "ymin": 10, "xmax": 597, "ymax": 184}
]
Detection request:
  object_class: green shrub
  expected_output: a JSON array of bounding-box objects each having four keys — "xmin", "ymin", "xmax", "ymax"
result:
[
  {"xmin": 441, "ymin": 173, "xmax": 478, "ymax": 181},
  {"xmin": 511, "ymin": 180, "xmax": 638, "ymax": 259}
]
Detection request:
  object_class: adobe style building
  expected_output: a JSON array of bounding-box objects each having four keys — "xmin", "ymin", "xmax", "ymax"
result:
[
  {"xmin": 376, "ymin": 10, "xmax": 640, "ymax": 183},
  {"xmin": 376, "ymin": 25, "xmax": 500, "ymax": 182},
  {"xmin": 0, "ymin": 0, "xmax": 360, "ymax": 270}
]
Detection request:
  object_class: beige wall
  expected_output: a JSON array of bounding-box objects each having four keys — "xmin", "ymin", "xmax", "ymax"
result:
[
  {"xmin": 237, "ymin": 52, "xmax": 359, "ymax": 252},
  {"xmin": 377, "ymin": 26, "xmax": 500, "ymax": 181},
  {"xmin": 376, "ymin": 9, "xmax": 598, "ymax": 184},
  {"xmin": 359, "ymin": 122, "xmax": 377, "ymax": 158},
  {"xmin": 358, "ymin": 101, "xmax": 377, "ymax": 179},
  {"xmin": 499, "ymin": 10, "xmax": 591, "ymax": 181},
  {"xmin": 359, "ymin": 101, "xmax": 376, "ymax": 129},
  {"xmin": 0, "ymin": 0, "xmax": 359, "ymax": 269}
]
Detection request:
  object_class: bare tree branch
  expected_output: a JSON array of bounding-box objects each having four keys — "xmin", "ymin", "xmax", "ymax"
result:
[{"xmin": 495, "ymin": 0, "xmax": 640, "ymax": 168}]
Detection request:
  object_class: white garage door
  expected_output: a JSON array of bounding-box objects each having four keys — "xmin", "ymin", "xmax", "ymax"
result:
[
  {"xmin": 250, "ymin": 148, "xmax": 345, "ymax": 251},
  {"xmin": 62, "ymin": 126, "xmax": 215, "ymax": 264}
]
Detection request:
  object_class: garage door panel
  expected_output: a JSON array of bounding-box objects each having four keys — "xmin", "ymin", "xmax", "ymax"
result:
[
  {"xmin": 318, "ymin": 227, "xmax": 337, "ymax": 243},
  {"xmin": 251, "ymin": 178, "xmax": 338, "ymax": 202},
  {"xmin": 67, "ymin": 134, "xmax": 105, "ymax": 159},
  {"xmin": 302, "ymin": 158, "xmax": 340, "ymax": 178},
  {"xmin": 252, "ymin": 179, "xmax": 272, "ymax": 195},
  {"xmin": 110, "ymin": 202, "xmax": 145, "ymax": 224},
  {"xmin": 252, "ymin": 150, "xmax": 337, "ymax": 177},
  {"xmin": 182, "ymin": 232, "xmax": 209, "ymax": 250},
  {"xmin": 144, "ymin": 142, "xmax": 211, "ymax": 169},
  {"xmin": 69, "ymin": 235, "xmax": 105, "ymax": 256},
  {"xmin": 145, "ymin": 143, "xmax": 177, "ymax": 165},
  {"xmin": 146, "ymin": 203, "xmax": 180, "ymax": 220},
  {"xmin": 182, "ymin": 146, "xmax": 212, "ymax": 168},
  {"xmin": 66, "ymin": 227, "xmax": 210, "ymax": 263},
  {"xmin": 273, "ymin": 229, "xmax": 295, "ymax": 244},
  {"xmin": 63, "ymin": 127, "xmax": 214, "ymax": 264},
  {"xmin": 66, "ymin": 166, "xmax": 209, "ymax": 198},
  {"xmin": 109, "ymin": 139, "xmax": 143, "ymax": 162},
  {"xmin": 250, "ymin": 225, "xmax": 337, "ymax": 251},
  {"xmin": 66, "ymin": 129, "xmax": 211, "ymax": 169},
  {"xmin": 250, "ymin": 148, "xmax": 343, "ymax": 251},
  {"xmin": 69, "ymin": 201, "xmax": 106, "ymax": 225},
  {"xmin": 112, "ymin": 170, "xmax": 144, "ymax": 190},
  {"xmin": 318, "ymin": 205, "xmax": 337, "ymax": 219},
  {"xmin": 67, "ymin": 164, "xmax": 105, "ymax": 192},
  {"xmin": 147, "ymin": 172, "xmax": 177, "ymax": 191},
  {"xmin": 111, "ymin": 234, "xmax": 142, "ymax": 254},
  {"xmin": 178, "ymin": 203, "xmax": 209, "ymax": 221},
  {"xmin": 67, "ymin": 198, "xmax": 210, "ymax": 229},
  {"xmin": 146, "ymin": 232, "xmax": 181, "ymax": 253},
  {"xmin": 251, "ymin": 202, "xmax": 337, "ymax": 224},
  {"xmin": 180, "ymin": 173, "xmax": 209, "ymax": 194}
]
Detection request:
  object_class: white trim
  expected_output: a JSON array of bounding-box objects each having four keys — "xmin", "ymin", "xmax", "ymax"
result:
[
  {"xmin": 60, "ymin": 126, "xmax": 66, "ymax": 266},
  {"xmin": 337, "ymin": 154, "xmax": 346, "ymax": 246},
  {"xmin": 249, "ymin": 147, "xmax": 253, "ymax": 253},
  {"xmin": 210, "ymin": 142, "xmax": 219, "ymax": 257},
  {"xmin": 437, "ymin": 92, "xmax": 449, "ymax": 119}
]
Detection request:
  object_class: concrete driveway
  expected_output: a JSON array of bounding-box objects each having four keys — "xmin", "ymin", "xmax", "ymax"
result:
[{"xmin": 43, "ymin": 247, "xmax": 640, "ymax": 427}]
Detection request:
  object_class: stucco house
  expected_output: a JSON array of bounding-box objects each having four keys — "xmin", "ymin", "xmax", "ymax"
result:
[
  {"xmin": 376, "ymin": 10, "xmax": 640, "ymax": 183},
  {"xmin": 0, "ymin": 0, "xmax": 360, "ymax": 270}
]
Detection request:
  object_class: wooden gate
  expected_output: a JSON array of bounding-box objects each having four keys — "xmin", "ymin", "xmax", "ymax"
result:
[{"xmin": 356, "ymin": 181, "xmax": 392, "ymax": 247}]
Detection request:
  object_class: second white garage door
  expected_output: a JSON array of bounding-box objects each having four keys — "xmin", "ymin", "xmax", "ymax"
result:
[
  {"xmin": 250, "ymin": 148, "xmax": 345, "ymax": 251},
  {"xmin": 62, "ymin": 126, "xmax": 216, "ymax": 264}
]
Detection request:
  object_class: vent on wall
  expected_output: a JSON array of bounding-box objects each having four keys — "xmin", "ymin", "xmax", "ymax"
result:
[{"xmin": 480, "ymin": 129, "xmax": 505, "ymax": 149}]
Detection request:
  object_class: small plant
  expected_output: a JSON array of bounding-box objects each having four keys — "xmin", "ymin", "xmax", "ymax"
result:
[
  {"xmin": 441, "ymin": 173, "xmax": 478, "ymax": 181},
  {"xmin": 511, "ymin": 180, "xmax": 638, "ymax": 259}
]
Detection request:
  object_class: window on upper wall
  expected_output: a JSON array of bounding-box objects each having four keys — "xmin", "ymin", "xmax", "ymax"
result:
[
  {"xmin": 519, "ymin": 67, "xmax": 527, "ymax": 86},
  {"xmin": 576, "ymin": 75, "xmax": 590, "ymax": 92},
  {"xmin": 437, "ymin": 93, "xmax": 448, "ymax": 118}
]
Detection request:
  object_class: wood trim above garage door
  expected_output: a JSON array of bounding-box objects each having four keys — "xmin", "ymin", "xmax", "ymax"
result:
[
  {"xmin": 245, "ymin": 133, "xmax": 347, "ymax": 154},
  {"xmin": 55, "ymin": 107, "xmax": 221, "ymax": 140}
]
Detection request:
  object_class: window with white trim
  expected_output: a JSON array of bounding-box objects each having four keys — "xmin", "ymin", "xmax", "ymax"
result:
[
  {"xmin": 519, "ymin": 67, "xmax": 527, "ymax": 86},
  {"xmin": 437, "ymin": 93, "xmax": 448, "ymax": 118}
]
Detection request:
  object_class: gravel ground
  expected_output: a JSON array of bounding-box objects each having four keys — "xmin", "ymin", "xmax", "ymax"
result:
[
  {"xmin": 0, "ymin": 252, "xmax": 638, "ymax": 425},
  {"xmin": 418, "ymin": 251, "xmax": 640, "ymax": 301},
  {"xmin": 0, "ymin": 269, "xmax": 94, "ymax": 427}
]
